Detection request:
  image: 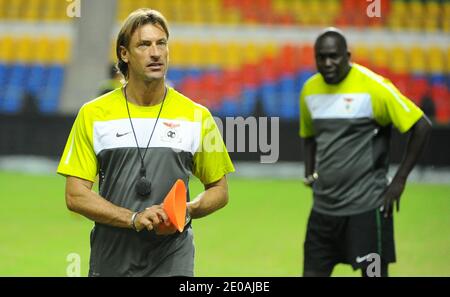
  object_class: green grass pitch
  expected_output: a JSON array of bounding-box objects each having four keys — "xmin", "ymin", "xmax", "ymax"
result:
[{"xmin": 0, "ymin": 171, "xmax": 448, "ymax": 276}]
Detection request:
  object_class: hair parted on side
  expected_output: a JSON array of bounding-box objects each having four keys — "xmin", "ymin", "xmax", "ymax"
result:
[{"xmin": 115, "ymin": 8, "xmax": 169, "ymax": 79}]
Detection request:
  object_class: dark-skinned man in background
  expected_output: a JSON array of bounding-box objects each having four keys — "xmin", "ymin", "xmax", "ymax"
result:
[{"xmin": 299, "ymin": 28, "xmax": 432, "ymax": 277}]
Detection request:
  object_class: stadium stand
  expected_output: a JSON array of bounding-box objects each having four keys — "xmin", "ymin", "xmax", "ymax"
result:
[{"xmin": 0, "ymin": 0, "xmax": 448, "ymax": 124}]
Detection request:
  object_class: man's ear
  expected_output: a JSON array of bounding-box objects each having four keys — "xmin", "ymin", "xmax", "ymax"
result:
[{"xmin": 120, "ymin": 46, "xmax": 129, "ymax": 63}]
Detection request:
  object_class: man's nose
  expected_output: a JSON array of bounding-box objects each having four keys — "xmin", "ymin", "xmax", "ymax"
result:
[
  {"xmin": 149, "ymin": 44, "xmax": 161, "ymax": 57},
  {"xmin": 324, "ymin": 57, "xmax": 333, "ymax": 67}
]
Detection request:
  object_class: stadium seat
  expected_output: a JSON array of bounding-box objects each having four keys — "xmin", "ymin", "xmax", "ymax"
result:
[
  {"xmin": 407, "ymin": 76, "xmax": 430, "ymax": 105},
  {"xmin": 410, "ymin": 45, "xmax": 427, "ymax": 74},
  {"xmin": 279, "ymin": 43, "xmax": 298, "ymax": 76},
  {"xmin": 260, "ymin": 82, "xmax": 279, "ymax": 117},
  {"xmin": 0, "ymin": 36, "xmax": 15, "ymax": 63},
  {"xmin": 299, "ymin": 45, "xmax": 315, "ymax": 71},
  {"xmin": 372, "ymin": 46, "xmax": 389, "ymax": 74},
  {"xmin": 240, "ymin": 87, "xmax": 258, "ymax": 116},
  {"xmin": 352, "ymin": 44, "xmax": 372, "ymax": 68},
  {"xmin": 279, "ymin": 74, "xmax": 298, "ymax": 119},
  {"xmin": 204, "ymin": 71, "xmax": 223, "ymax": 102},
  {"xmin": 391, "ymin": 46, "xmax": 408, "ymax": 74},
  {"xmin": 431, "ymin": 84, "xmax": 450, "ymax": 124},
  {"xmin": 241, "ymin": 63, "xmax": 260, "ymax": 88},
  {"xmin": 428, "ymin": 46, "xmax": 445, "ymax": 74}
]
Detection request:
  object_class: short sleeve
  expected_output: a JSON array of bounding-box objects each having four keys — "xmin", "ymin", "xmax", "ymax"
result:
[
  {"xmin": 192, "ymin": 109, "xmax": 235, "ymax": 185},
  {"xmin": 57, "ymin": 105, "xmax": 98, "ymax": 182},
  {"xmin": 300, "ymin": 85, "xmax": 315, "ymax": 138},
  {"xmin": 371, "ymin": 78, "xmax": 423, "ymax": 133}
]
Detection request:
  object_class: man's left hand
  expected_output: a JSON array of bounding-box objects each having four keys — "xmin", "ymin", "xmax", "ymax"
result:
[{"xmin": 381, "ymin": 177, "xmax": 406, "ymax": 218}]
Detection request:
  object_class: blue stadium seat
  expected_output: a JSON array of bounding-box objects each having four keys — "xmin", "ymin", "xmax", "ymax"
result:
[
  {"xmin": 1, "ymin": 63, "xmax": 29, "ymax": 113},
  {"xmin": 185, "ymin": 68, "xmax": 203, "ymax": 79},
  {"xmin": 429, "ymin": 73, "xmax": 447, "ymax": 86},
  {"xmin": 279, "ymin": 75, "xmax": 298, "ymax": 119},
  {"xmin": 167, "ymin": 68, "xmax": 186, "ymax": 87},
  {"xmin": 260, "ymin": 82, "xmax": 279, "ymax": 117},
  {"xmin": 26, "ymin": 64, "xmax": 47, "ymax": 98},
  {"xmin": 39, "ymin": 65, "xmax": 64, "ymax": 113},
  {"xmin": 0, "ymin": 63, "xmax": 9, "ymax": 86},
  {"xmin": 240, "ymin": 87, "xmax": 258, "ymax": 117},
  {"xmin": 296, "ymin": 70, "xmax": 315, "ymax": 87}
]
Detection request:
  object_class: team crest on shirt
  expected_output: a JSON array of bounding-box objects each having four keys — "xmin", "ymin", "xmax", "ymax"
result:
[
  {"xmin": 161, "ymin": 122, "xmax": 182, "ymax": 143},
  {"xmin": 344, "ymin": 97, "xmax": 354, "ymax": 112}
]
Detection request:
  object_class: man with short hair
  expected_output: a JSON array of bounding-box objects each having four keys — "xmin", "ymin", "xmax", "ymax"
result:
[
  {"xmin": 299, "ymin": 28, "xmax": 431, "ymax": 277},
  {"xmin": 57, "ymin": 9, "xmax": 234, "ymax": 277}
]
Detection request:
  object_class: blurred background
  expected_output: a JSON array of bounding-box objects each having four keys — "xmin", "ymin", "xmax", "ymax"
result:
[{"xmin": 0, "ymin": 0, "xmax": 449, "ymax": 276}]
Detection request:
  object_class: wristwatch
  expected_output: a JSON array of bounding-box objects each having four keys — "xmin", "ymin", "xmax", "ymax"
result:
[
  {"xmin": 303, "ymin": 172, "xmax": 318, "ymax": 187},
  {"xmin": 185, "ymin": 209, "xmax": 192, "ymax": 227}
]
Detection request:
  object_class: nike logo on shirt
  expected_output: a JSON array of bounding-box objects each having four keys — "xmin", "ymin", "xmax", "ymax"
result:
[
  {"xmin": 356, "ymin": 254, "xmax": 372, "ymax": 263},
  {"xmin": 116, "ymin": 132, "xmax": 131, "ymax": 137}
]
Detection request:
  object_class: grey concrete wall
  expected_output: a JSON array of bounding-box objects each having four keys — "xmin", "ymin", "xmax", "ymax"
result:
[{"xmin": 60, "ymin": 0, "xmax": 117, "ymax": 114}]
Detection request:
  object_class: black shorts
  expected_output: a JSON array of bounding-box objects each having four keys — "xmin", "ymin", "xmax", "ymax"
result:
[{"xmin": 304, "ymin": 207, "xmax": 396, "ymax": 273}]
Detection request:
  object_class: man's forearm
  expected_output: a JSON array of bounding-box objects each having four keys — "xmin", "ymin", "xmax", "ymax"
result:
[
  {"xmin": 394, "ymin": 116, "xmax": 432, "ymax": 181},
  {"xmin": 66, "ymin": 180, "xmax": 133, "ymax": 229},
  {"xmin": 187, "ymin": 177, "xmax": 228, "ymax": 219}
]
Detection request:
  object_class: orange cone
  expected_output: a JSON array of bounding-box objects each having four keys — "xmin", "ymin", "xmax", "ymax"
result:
[{"xmin": 161, "ymin": 179, "xmax": 187, "ymax": 232}]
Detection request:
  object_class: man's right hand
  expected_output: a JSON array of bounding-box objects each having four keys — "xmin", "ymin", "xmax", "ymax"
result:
[{"xmin": 134, "ymin": 205, "xmax": 169, "ymax": 232}]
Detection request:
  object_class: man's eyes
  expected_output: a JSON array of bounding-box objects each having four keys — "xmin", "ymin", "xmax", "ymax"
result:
[
  {"xmin": 138, "ymin": 41, "xmax": 167, "ymax": 47},
  {"xmin": 318, "ymin": 54, "xmax": 338, "ymax": 59}
]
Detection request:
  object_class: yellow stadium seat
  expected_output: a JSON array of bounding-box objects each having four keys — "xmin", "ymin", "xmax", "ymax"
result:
[
  {"xmin": 242, "ymin": 42, "xmax": 261, "ymax": 65},
  {"xmin": 390, "ymin": 46, "xmax": 408, "ymax": 73},
  {"xmin": 261, "ymin": 42, "xmax": 279, "ymax": 62},
  {"xmin": 427, "ymin": 46, "xmax": 445, "ymax": 73},
  {"xmin": 28, "ymin": 0, "xmax": 46, "ymax": 21},
  {"xmin": 424, "ymin": 17, "xmax": 439, "ymax": 33},
  {"xmin": 54, "ymin": 37, "xmax": 71, "ymax": 64},
  {"xmin": 408, "ymin": 0, "xmax": 424, "ymax": 17},
  {"xmin": 409, "ymin": 46, "xmax": 426, "ymax": 73},
  {"xmin": 443, "ymin": 18, "xmax": 450, "ymax": 33},
  {"xmin": 371, "ymin": 46, "xmax": 389, "ymax": 69},
  {"xmin": 388, "ymin": 0, "xmax": 407, "ymax": 30},
  {"xmin": 35, "ymin": 36, "xmax": 52, "ymax": 64},
  {"xmin": 213, "ymin": 41, "xmax": 229, "ymax": 68},
  {"xmin": 352, "ymin": 44, "xmax": 371, "ymax": 66},
  {"xmin": 390, "ymin": 0, "xmax": 406, "ymax": 17},
  {"xmin": 328, "ymin": 0, "xmax": 341, "ymax": 15},
  {"xmin": 445, "ymin": 2, "xmax": 450, "ymax": 19},
  {"xmin": 168, "ymin": 40, "xmax": 185, "ymax": 68},
  {"xmin": 0, "ymin": 0, "xmax": 6, "ymax": 19},
  {"xmin": 16, "ymin": 36, "xmax": 33, "ymax": 63},
  {"xmin": 223, "ymin": 8, "xmax": 241, "ymax": 25},
  {"xmin": 42, "ymin": 0, "xmax": 59, "ymax": 21},
  {"xmin": 387, "ymin": 15, "xmax": 404, "ymax": 31},
  {"xmin": 190, "ymin": 41, "xmax": 208, "ymax": 67},
  {"xmin": 224, "ymin": 42, "xmax": 243, "ymax": 70},
  {"xmin": 309, "ymin": 0, "xmax": 323, "ymax": 17},
  {"xmin": 52, "ymin": 0, "xmax": 63, "ymax": 20},
  {"xmin": 204, "ymin": 41, "xmax": 223, "ymax": 68},
  {"xmin": 134, "ymin": 0, "xmax": 147, "ymax": 11},
  {"xmin": 151, "ymin": 0, "xmax": 172, "ymax": 20},
  {"xmin": 404, "ymin": 17, "xmax": 423, "ymax": 31},
  {"xmin": 425, "ymin": 1, "xmax": 440, "ymax": 17},
  {"xmin": 447, "ymin": 48, "xmax": 450, "ymax": 74},
  {"xmin": 205, "ymin": 4, "xmax": 222, "ymax": 25},
  {"xmin": 117, "ymin": 0, "xmax": 132, "ymax": 21},
  {"xmin": 0, "ymin": 36, "xmax": 15, "ymax": 62},
  {"xmin": 147, "ymin": 0, "xmax": 163, "ymax": 10},
  {"xmin": 6, "ymin": 0, "xmax": 23, "ymax": 20},
  {"xmin": 172, "ymin": 0, "xmax": 185, "ymax": 23}
]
